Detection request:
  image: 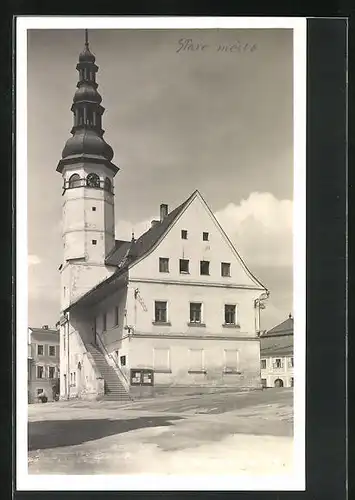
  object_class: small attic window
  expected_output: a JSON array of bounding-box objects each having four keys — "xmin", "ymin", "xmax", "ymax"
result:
[
  {"xmin": 221, "ymin": 262, "xmax": 231, "ymax": 277},
  {"xmin": 181, "ymin": 230, "xmax": 188, "ymax": 240},
  {"xmin": 92, "ymin": 207, "xmax": 96, "ymax": 211},
  {"xmin": 203, "ymin": 232, "xmax": 209, "ymax": 241},
  {"xmin": 92, "ymin": 240, "xmax": 97, "ymax": 245}
]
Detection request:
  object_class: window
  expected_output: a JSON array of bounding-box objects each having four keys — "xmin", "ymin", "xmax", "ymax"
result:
[
  {"xmin": 48, "ymin": 366, "xmax": 55, "ymax": 379},
  {"xmin": 155, "ymin": 301, "xmax": 167, "ymax": 323},
  {"xmin": 179, "ymin": 259, "xmax": 189, "ymax": 274},
  {"xmin": 261, "ymin": 359, "xmax": 267, "ymax": 369},
  {"xmin": 92, "ymin": 206, "xmax": 96, "ymax": 211},
  {"xmin": 68, "ymin": 173, "xmax": 81, "ymax": 188},
  {"xmin": 73, "ymin": 372, "xmax": 76, "ymax": 385},
  {"xmin": 288, "ymin": 357, "xmax": 294, "ymax": 368},
  {"xmin": 37, "ymin": 345, "xmax": 44, "ymax": 356},
  {"xmin": 103, "ymin": 313, "xmax": 107, "ymax": 331},
  {"xmin": 224, "ymin": 304, "xmax": 236, "ymax": 325},
  {"xmin": 159, "ymin": 257, "xmax": 169, "ymax": 273},
  {"xmin": 181, "ymin": 230, "xmax": 188, "ymax": 239},
  {"xmin": 221, "ymin": 262, "xmax": 231, "ymax": 277},
  {"xmin": 104, "ymin": 177, "xmax": 112, "ymax": 192},
  {"xmin": 92, "ymin": 240, "xmax": 97, "ymax": 245},
  {"xmin": 190, "ymin": 302, "xmax": 202, "ymax": 323},
  {"xmin": 290, "ymin": 377, "xmax": 294, "ymax": 387},
  {"xmin": 200, "ymin": 260, "xmax": 210, "ymax": 275},
  {"xmin": 153, "ymin": 348, "xmax": 170, "ymax": 372},
  {"xmin": 203, "ymin": 232, "xmax": 209, "ymax": 241},
  {"xmin": 188, "ymin": 348, "xmax": 204, "ymax": 373},
  {"xmin": 120, "ymin": 355, "xmax": 126, "ymax": 366},
  {"xmin": 273, "ymin": 358, "xmax": 283, "ymax": 369},
  {"xmin": 114, "ymin": 306, "xmax": 119, "ymax": 326},
  {"xmin": 37, "ymin": 366, "xmax": 44, "ymax": 379},
  {"xmin": 224, "ymin": 349, "xmax": 239, "ymax": 373},
  {"xmin": 49, "ymin": 345, "xmax": 56, "ymax": 357},
  {"xmin": 261, "ymin": 378, "xmax": 267, "ymax": 388}
]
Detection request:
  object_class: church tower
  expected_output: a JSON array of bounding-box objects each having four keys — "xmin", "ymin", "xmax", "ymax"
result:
[{"xmin": 57, "ymin": 31, "xmax": 119, "ymax": 310}]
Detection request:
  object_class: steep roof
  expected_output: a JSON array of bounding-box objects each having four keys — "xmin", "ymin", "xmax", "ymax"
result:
[
  {"xmin": 105, "ymin": 193, "xmax": 193, "ymax": 267},
  {"xmin": 260, "ymin": 334, "xmax": 293, "ymax": 356},
  {"xmin": 29, "ymin": 327, "xmax": 59, "ymax": 335},
  {"xmin": 262, "ymin": 316, "xmax": 294, "ymax": 337},
  {"xmin": 260, "ymin": 316, "xmax": 294, "ymax": 356}
]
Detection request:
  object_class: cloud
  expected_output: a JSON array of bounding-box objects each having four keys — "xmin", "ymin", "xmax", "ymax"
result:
[
  {"xmin": 28, "ymin": 254, "xmax": 41, "ymax": 265},
  {"xmin": 214, "ymin": 192, "xmax": 293, "ymax": 268}
]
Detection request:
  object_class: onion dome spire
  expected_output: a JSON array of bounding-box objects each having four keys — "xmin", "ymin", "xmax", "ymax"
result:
[{"xmin": 57, "ymin": 30, "xmax": 118, "ymax": 174}]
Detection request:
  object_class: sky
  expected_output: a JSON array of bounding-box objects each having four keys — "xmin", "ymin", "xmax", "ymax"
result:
[{"xmin": 27, "ymin": 28, "xmax": 294, "ymax": 331}]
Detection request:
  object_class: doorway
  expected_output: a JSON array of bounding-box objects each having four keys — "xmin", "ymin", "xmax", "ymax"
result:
[{"xmin": 274, "ymin": 378, "xmax": 284, "ymax": 388}]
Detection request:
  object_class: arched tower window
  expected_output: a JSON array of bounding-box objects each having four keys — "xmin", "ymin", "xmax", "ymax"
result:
[
  {"xmin": 104, "ymin": 177, "xmax": 112, "ymax": 193},
  {"xmin": 68, "ymin": 173, "xmax": 81, "ymax": 188},
  {"xmin": 86, "ymin": 173, "xmax": 100, "ymax": 188}
]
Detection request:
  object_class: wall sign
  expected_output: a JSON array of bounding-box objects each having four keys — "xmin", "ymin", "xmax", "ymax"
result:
[{"xmin": 130, "ymin": 369, "xmax": 154, "ymax": 386}]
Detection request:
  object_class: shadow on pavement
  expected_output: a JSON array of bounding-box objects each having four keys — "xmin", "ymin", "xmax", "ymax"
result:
[{"xmin": 28, "ymin": 416, "xmax": 183, "ymax": 451}]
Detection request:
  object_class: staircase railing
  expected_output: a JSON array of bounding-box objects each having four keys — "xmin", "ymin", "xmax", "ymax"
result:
[{"xmin": 95, "ymin": 332, "xmax": 131, "ymax": 395}]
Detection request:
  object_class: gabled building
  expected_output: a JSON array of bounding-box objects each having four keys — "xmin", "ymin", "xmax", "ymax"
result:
[
  {"xmin": 260, "ymin": 314, "xmax": 294, "ymax": 388},
  {"xmin": 28, "ymin": 325, "xmax": 60, "ymax": 403},
  {"xmin": 57, "ymin": 31, "xmax": 269, "ymax": 401}
]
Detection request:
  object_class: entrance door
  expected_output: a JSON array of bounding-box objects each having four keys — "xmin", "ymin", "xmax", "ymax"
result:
[{"xmin": 274, "ymin": 378, "xmax": 284, "ymax": 388}]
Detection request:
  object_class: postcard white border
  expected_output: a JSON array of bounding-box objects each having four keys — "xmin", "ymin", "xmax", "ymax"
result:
[{"xmin": 16, "ymin": 16, "xmax": 306, "ymax": 491}]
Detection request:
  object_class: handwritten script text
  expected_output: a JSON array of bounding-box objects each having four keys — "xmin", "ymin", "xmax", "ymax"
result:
[{"xmin": 176, "ymin": 38, "xmax": 257, "ymax": 54}]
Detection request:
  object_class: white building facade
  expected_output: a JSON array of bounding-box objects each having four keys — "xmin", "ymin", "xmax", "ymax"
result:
[{"xmin": 260, "ymin": 315, "xmax": 294, "ymax": 388}]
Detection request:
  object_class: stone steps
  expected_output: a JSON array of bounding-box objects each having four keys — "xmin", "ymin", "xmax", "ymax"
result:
[{"xmin": 86, "ymin": 343, "xmax": 131, "ymax": 401}]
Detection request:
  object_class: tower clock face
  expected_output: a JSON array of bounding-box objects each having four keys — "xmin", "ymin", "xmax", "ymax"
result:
[{"xmin": 86, "ymin": 173, "xmax": 100, "ymax": 188}]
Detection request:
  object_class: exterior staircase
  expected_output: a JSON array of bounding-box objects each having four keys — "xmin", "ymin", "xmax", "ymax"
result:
[{"xmin": 86, "ymin": 343, "xmax": 131, "ymax": 401}]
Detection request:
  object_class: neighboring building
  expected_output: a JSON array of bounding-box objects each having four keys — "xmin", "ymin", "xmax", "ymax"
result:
[
  {"xmin": 28, "ymin": 325, "xmax": 60, "ymax": 403},
  {"xmin": 56, "ymin": 32, "xmax": 269, "ymax": 401},
  {"xmin": 260, "ymin": 314, "xmax": 294, "ymax": 388}
]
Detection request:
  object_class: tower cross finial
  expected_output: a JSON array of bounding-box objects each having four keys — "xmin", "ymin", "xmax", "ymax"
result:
[{"xmin": 85, "ymin": 29, "xmax": 89, "ymax": 48}]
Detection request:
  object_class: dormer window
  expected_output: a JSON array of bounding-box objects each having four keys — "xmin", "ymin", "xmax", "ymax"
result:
[
  {"xmin": 86, "ymin": 173, "xmax": 100, "ymax": 188},
  {"xmin": 68, "ymin": 173, "xmax": 81, "ymax": 188}
]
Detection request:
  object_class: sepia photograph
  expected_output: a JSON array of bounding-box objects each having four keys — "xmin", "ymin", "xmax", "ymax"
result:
[{"xmin": 17, "ymin": 17, "xmax": 306, "ymax": 491}]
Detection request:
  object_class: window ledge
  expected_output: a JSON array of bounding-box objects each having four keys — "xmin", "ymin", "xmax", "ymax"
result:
[
  {"xmin": 180, "ymin": 271, "xmax": 190, "ymax": 275},
  {"xmin": 188, "ymin": 370, "xmax": 207, "ymax": 374},
  {"xmin": 187, "ymin": 322, "xmax": 206, "ymax": 327},
  {"xmin": 154, "ymin": 369, "xmax": 172, "ymax": 373},
  {"xmin": 223, "ymin": 370, "xmax": 242, "ymax": 375},
  {"xmin": 152, "ymin": 321, "xmax": 172, "ymax": 326},
  {"xmin": 222, "ymin": 323, "xmax": 241, "ymax": 329}
]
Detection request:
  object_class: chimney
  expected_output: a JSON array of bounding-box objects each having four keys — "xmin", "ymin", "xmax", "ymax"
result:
[
  {"xmin": 289, "ymin": 313, "xmax": 293, "ymax": 319},
  {"xmin": 160, "ymin": 204, "xmax": 168, "ymax": 222},
  {"xmin": 151, "ymin": 220, "xmax": 160, "ymax": 228},
  {"xmin": 42, "ymin": 325, "xmax": 49, "ymax": 330}
]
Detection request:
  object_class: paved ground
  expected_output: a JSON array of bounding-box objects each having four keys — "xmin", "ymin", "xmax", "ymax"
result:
[{"xmin": 28, "ymin": 388, "xmax": 293, "ymax": 476}]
